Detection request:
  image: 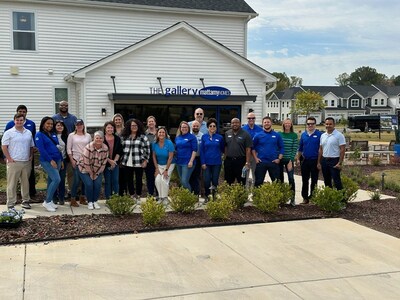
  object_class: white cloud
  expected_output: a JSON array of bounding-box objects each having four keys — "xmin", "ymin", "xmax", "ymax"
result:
[{"xmin": 245, "ymin": 0, "xmax": 400, "ymax": 84}]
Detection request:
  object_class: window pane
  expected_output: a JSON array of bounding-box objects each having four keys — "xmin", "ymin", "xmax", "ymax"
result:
[
  {"xmin": 13, "ymin": 12, "xmax": 35, "ymax": 31},
  {"xmin": 13, "ymin": 32, "xmax": 35, "ymax": 50},
  {"xmin": 55, "ymin": 88, "xmax": 68, "ymax": 102}
]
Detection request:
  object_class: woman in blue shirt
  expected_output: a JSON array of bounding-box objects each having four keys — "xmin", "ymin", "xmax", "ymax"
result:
[
  {"xmin": 35, "ymin": 117, "xmax": 63, "ymax": 212},
  {"xmin": 152, "ymin": 127, "xmax": 175, "ymax": 202},
  {"xmin": 200, "ymin": 118, "xmax": 224, "ymax": 200},
  {"xmin": 174, "ymin": 121, "xmax": 197, "ymax": 191}
]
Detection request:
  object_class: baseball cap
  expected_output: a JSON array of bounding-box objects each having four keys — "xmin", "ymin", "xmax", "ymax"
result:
[{"xmin": 75, "ymin": 119, "xmax": 84, "ymax": 125}]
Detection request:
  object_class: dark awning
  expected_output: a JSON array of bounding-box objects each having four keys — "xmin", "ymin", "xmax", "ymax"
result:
[{"xmin": 108, "ymin": 93, "xmax": 257, "ymax": 102}]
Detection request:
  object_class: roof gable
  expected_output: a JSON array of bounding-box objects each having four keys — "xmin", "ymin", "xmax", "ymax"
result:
[{"xmin": 68, "ymin": 21, "xmax": 275, "ymax": 81}]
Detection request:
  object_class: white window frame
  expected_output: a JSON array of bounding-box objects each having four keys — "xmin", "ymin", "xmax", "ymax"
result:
[
  {"xmin": 12, "ymin": 11, "xmax": 37, "ymax": 51},
  {"xmin": 53, "ymin": 86, "xmax": 69, "ymax": 113},
  {"xmin": 351, "ymin": 99, "xmax": 359, "ymax": 107}
]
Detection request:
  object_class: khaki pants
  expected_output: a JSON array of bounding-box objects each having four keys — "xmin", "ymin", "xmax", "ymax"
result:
[{"xmin": 6, "ymin": 161, "xmax": 32, "ymax": 208}]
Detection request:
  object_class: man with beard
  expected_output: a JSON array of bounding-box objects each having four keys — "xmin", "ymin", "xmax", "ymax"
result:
[
  {"xmin": 189, "ymin": 120, "xmax": 203, "ymax": 196},
  {"xmin": 224, "ymin": 118, "xmax": 252, "ymax": 185},
  {"xmin": 242, "ymin": 112, "xmax": 262, "ymax": 185},
  {"xmin": 5, "ymin": 105, "xmax": 37, "ymax": 199},
  {"xmin": 189, "ymin": 107, "xmax": 208, "ymax": 134},
  {"xmin": 252, "ymin": 116, "xmax": 284, "ymax": 187}
]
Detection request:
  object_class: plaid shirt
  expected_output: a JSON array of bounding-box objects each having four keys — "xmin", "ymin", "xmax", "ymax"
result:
[
  {"xmin": 120, "ymin": 134, "xmax": 150, "ymax": 167},
  {"xmin": 78, "ymin": 142, "xmax": 109, "ymax": 180}
]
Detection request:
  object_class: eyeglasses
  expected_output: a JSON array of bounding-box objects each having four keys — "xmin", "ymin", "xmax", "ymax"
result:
[
  {"xmin": 196, "ymin": 113, "xmax": 203, "ymax": 115},
  {"xmin": 306, "ymin": 123, "xmax": 316, "ymax": 126},
  {"xmin": 208, "ymin": 124, "xmax": 216, "ymax": 128},
  {"xmin": 247, "ymin": 117, "xmax": 255, "ymax": 120}
]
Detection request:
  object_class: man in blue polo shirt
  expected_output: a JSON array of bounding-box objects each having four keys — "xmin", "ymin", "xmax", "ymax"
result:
[
  {"xmin": 4, "ymin": 105, "xmax": 37, "ymax": 199},
  {"xmin": 296, "ymin": 117, "xmax": 322, "ymax": 204},
  {"xmin": 252, "ymin": 116, "xmax": 284, "ymax": 186},
  {"xmin": 242, "ymin": 112, "xmax": 262, "ymax": 184},
  {"xmin": 318, "ymin": 117, "xmax": 346, "ymax": 191}
]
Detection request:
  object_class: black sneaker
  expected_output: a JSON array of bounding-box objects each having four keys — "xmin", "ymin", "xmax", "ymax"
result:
[{"xmin": 21, "ymin": 202, "xmax": 32, "ymax": 209}]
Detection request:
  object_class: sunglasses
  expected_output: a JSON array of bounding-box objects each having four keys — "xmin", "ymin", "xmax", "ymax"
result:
[
  {"xmin": 306, "ymin": 123, "xmax": 316, "ymax": 125},
  {"xmin": 247, "ymin": 117, "xmax": 255, "ymax": 120},
  {"xmin": 196, "ymin": 113, "xmax": 203, "ymax": 115}
]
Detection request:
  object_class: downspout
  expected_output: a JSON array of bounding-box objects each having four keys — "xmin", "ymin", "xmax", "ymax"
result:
[{"xmin": 64, "ymin": 73, "xmax": 84, "ymax": 120}]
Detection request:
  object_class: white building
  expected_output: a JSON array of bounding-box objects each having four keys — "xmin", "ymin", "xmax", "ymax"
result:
[{"xmin": 0, "ymin": 0, "xmax": 276, "ymax": 134}]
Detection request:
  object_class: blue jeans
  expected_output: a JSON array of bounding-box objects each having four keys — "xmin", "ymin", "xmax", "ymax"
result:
[
  {"xmin": 54, "ymin": 159, "xmax": 68, "ymax": 201},
  {"xmin": 321, "ymin": 157, "xmax": 342, "ymax": 190},
  {"xmin": 79, "ymin": 172, "xmax": 103, "ymax": 203},
  {"xmin": 104, "ymin": 165, "xmax": 119, "ymax": 199},
  {"xmin": 71, "ymin": 165, "xmax": 85, "ymax": 198},
  {"xmin": 41, "ymin": 160, "xmax": 62, "ymax": 203},
  {"xmin": 176, "ymin": 163, "xmax": 195, "ymax": 191},
  {"xmin": 203, "ymin": 165, "xmax": 221, "ymax": 197},
  {"xmin": 279, "ymin": 159, "xmax": 295, "ymax": 199},
  {"xmin": 254, "ymin": 161, "xmax": 280, "ymax": 187}
]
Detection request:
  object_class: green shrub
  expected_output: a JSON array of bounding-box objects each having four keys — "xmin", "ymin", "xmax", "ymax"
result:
[
  {"xmin": 370, "ymin": 157, "xmax": 381, "ymax": 166},
  {"xmin": 311, "ymin": 186, "xmax": 345, "ymax": 213},
  {"xmin": 341, "ymin": 175, "xmax": 359, "ymax": 203},
  {"xmin": 169, "ymin": 186, "xmax": 198, "ymax": 213},
  {"xmin": 141, "ymin": 196, "xmax": 166, "ymax": 226},
  {"xmin": 252, "ymin": 182, "xmax": 287, "ymax": 213},
  {"xmin": 216, "ymin": 182, "xmax": 249, "ymax": 209},
  {"xmin": 384, "ymin": 180, "xmax": 400, "ymax": 192},
  {"xmin": 368, "ymin": 189, "xmax": 381, "ymax": 201},
  {"xmin": 205, "ymin": 198, "xmax": 233, "ymax": 221},
  {"xmin": 366, "ymin": 176, "xmax": 380, "ymax": 188},
  {"xmin": 106, "ymin": 193, "xmax": 135, "ymax": 215}
]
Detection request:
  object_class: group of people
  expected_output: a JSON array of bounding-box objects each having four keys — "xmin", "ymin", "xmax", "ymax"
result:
[{"xmin": 2, "ymin": 103, "xmax": 346, "ymax": 212}]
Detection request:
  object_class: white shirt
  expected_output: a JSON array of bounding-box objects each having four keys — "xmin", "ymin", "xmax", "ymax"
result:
[
  {"xmin": 1, "ymin": 127, "xmax": 34, "ymax": 161},
  {"xmin": 320, "ymin": 129, "xmax": 346, "ymax": 158}
]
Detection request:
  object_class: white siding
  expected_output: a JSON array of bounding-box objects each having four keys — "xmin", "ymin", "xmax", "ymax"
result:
[
  {"xmin": 83, "ymin": 29, "xmax": 266, "ymax": 127},
  {"xmin": 0, "ymin": 1, "xmax": 248, "ymax": 131}
]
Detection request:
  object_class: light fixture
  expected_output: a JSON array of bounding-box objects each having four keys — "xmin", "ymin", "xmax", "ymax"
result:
[
  {"xmin": 48, "ymin": 68, "xmax": 54, "ymax": 75},
  {"xmin": 101, "ymin": 108, "xmax": 106, "ymax": 116}
]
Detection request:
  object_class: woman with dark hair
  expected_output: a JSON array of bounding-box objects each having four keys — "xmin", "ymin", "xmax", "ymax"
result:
[
  {"xmin": 278, "ymin": 118, "xmax": 298, "ymax": 206},
  {"xmin": 67, "ymin": 119, "xmax": 92, "ymax": 207},
  {"xmin": 78, "ymin": 131, "xmax": 109, "ymax": 209},
  {"xmin": 152, "ymin": 127, "xmax": 175, "ymax": 203},
  {"xmin": 53, "ymin": 120, "xmax": 69, "ymax": 205},
  {"xmin": 200, "ymin": 118, "xmax": 225, "ymax": 201},
  {"xmin": 119, "ymin": 118, "xmax": 150, "ymax": 201},
  {"xmin": 103, "ymin": 121, "xmax": 123, "ymax": 199},
  {"xmin": 145, "ymin": 115, "xmax": 157, "ymax": 196},
  {"xmin": 35, "ymin": 117, "xmax": 63, "ymax": 212},
  {"xmin": 175, "ymin": 121, "xmax": 197, "ymax": 191}
]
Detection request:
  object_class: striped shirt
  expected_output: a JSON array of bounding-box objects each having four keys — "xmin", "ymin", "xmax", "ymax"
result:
[
  {"xmin": 78, "ymin": 142, "xmax": 109, "ymax": 180},
  {"xmin": 120, "ymin": 134, "xmax": 150, "ymax": 167},
  {"xmin": 279, "ymin": 132, "xmax": 298, "ymax": 161}
]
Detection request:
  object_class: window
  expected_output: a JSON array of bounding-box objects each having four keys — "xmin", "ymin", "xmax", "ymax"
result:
[
  {"xmin": 325, "ymin": 100, "xmax": 328, "ymax": 106},
  {"xmin": 351, "ymin": 99, "xmax": 359, "ymax": 107},
  {"xmin": 374, "ymin": 99, "xmax": 378, "ymax": 105},
  {"xmin": 54, "ymin": 88, "xmax": 68, "ymax": 112},
  {"xmin": 13, "ymin": 12, "xmax": 35, "ymax": 50},
  {"xmin": 381, "ymin": 99, "xmax": 384, "ymax": 105},
  {"xmin": 331, "ymin": 100, "xmax": 335, "ymax": 107}
]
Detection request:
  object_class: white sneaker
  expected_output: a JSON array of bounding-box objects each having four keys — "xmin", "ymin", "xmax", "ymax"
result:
[
  {"xmin": 93, "ymin": 202, "xmax": 100, "ymax": 209},
  {"xmin": 88, "ymin": 202, "xmax": 94, "ymax": 210},
  {"xmin": 50, "ymin": 201, "xmax": 58, "ymax": 209},
  {"xmin": 42, "ymin": 202, "xmax": 56, "ymax": 212}
]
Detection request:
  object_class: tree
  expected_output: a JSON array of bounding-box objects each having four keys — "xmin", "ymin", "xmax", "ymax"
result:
[
  {"xmin": 272, "ymin": 72, "xmax": 303, "ymax": 92},
  {"xmin": 335, "ymin": 73, "xmax": 350, "ymax": 86},
  {"xmin": 292, "ymin": 90, "xmax": 325, "ymax": 118},
  {"xmin": 391, "ymin": 75, "xmax": 400, "ymax": 86},
  {"xmin": 348, "ymin": 66, "xmax": 387, "ymax": 85}
]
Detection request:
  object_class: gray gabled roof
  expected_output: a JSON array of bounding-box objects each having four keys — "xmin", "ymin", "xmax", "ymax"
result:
[
  {"xmin": 374, "ymin": 85, "xmax": 400, "ymax": 96},
  {"xmin": 301, "ymin": 86, "xmax": 356, "ymax": 98},
  {"xmin": 86, "ymin": 0, "xmax": 256, "ymax": 13},
  {"xmin": 349, "ymin": 85, "xmax": 381, "ymax": 98}
]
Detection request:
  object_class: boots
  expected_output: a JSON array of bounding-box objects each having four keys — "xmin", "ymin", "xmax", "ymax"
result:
[
  {"xmin": 70, "ymin": 198, "xmax": 79, "ymax": 207},
  {"xmin": 79, "ymin": 195, "xmax": 88, "ymax": 205}
]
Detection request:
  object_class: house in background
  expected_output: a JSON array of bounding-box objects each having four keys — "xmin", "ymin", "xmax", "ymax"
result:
[
  {"xmin": 0, "ymin": 0, "xmax": 276, "ymax": 134},
  {"xmin": 267, "ymin": 85, "xmax": 399, "ymax": 125}
]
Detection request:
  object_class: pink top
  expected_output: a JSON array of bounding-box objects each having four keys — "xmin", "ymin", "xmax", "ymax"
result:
[{"xmin": 67, "ymin": 133, "xmax": 92, "ymax": 162}]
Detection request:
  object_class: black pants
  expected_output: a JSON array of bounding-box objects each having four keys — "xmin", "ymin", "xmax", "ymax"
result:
[
  {"xmin": 145, "ymin": 158, "xmax": 156, "ymax": 195},
  {"xmin": 301, "ymin": 158, "xmax": 319, "ymax": 200},
  {"xmin": 321, "ymin": 157, "xmax": 343, "ymax": 190},
  {"xmin": 189, "ymin": 156, "xmax": 202, "ymax": 195},
  {"xmin": 119, "ymin": 166, "xmax": 143, "ymax": 196},
  {"xmin": 224, "ymin": 157, "xmax": 246, "ymax": 185}
]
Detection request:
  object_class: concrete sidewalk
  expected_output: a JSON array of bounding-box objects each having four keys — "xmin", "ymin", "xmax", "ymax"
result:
[{"xmin": 2, "ymin": 219, "xmax": 400, "ymax": 299}]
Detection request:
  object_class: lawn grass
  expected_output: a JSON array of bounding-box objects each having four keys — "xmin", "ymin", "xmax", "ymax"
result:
[{"xmin": 371, "ymin": 169, "xmax": 400, "ymax": 182}]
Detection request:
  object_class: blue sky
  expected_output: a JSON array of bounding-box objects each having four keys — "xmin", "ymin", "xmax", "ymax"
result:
[{"xmin": 245, "ymin": 0, "xmax": 400, "ymax": 85}]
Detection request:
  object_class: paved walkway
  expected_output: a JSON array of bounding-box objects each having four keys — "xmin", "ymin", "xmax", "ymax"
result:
[{"xmin": 1, "ymin": 176, "xmax": 398, "ymax": 299}]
